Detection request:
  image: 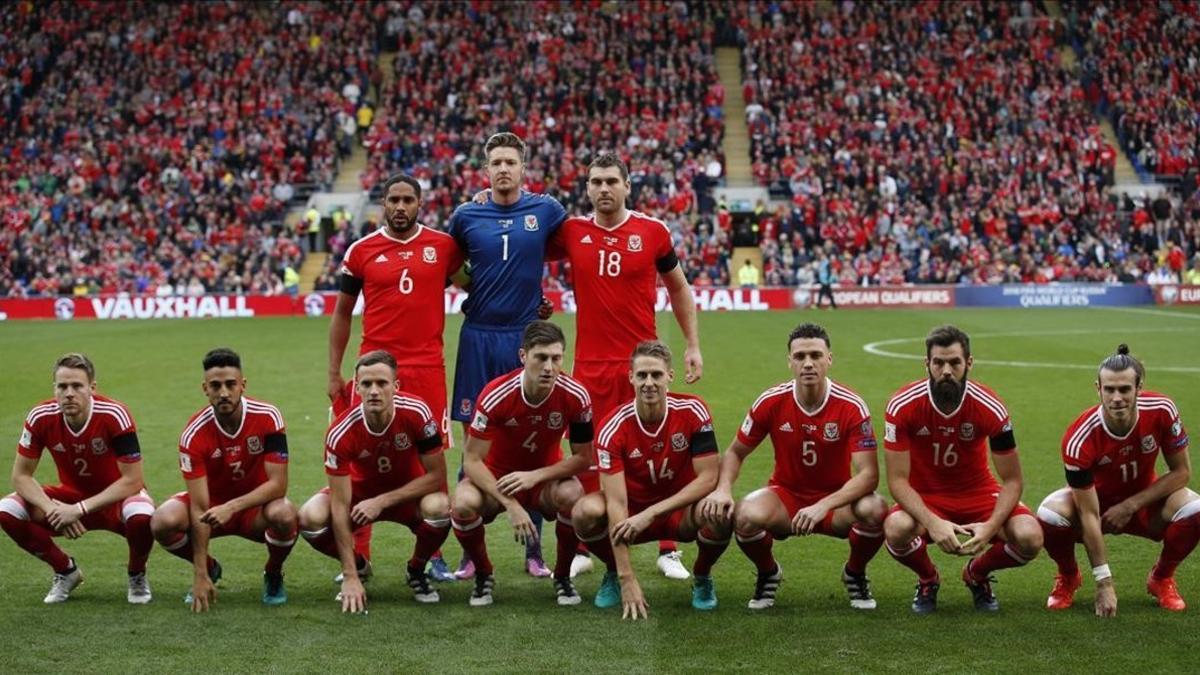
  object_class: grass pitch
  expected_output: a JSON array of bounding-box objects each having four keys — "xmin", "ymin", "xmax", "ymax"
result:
[{"xmin": 1, "ymin": 306, "xmax": 1198, "ymax": 673}]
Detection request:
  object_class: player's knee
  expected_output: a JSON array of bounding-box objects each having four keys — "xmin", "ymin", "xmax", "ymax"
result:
[
  {"xmin": 0, "ymin": 495, "xmax": 29, "ymax": 525},
  {"xmin": 553, "ymin": 479, "xmax": 583, "ymax": 512},
  {"xmin": 1012, "ymin": 520, "xmax": 1044, "ymax": 557},
  {"xmin": 571, "ymin": 494, "xmax": 606, "ymax": 532},
  {"xmin": 854, "ymin": 494, "xmax": 887, "ymax": 528},
  {"xmin": 150, "ymin": 502, "xmax": 187, "ymax": 541},
  {"xmin": 452, "ymin": 491, "xmax": 481, "ymax": 521},
  {"xmin": 264, "ymin": 498, "xmax": 298, "ymax": 529},
  {"xmin": 297, "ymin": 499, "xmax": 329, "ymax": 532},
  {"xmin": 883, "ymin": 510, "xmax": 917, "ymax": 544},
  {"xmin": 733, "ymin": 501, "xmax": 769, "ymax": 535},
  {"xmin": 420, "ymin": 492, "xmax": 451, "ymax": 521}
]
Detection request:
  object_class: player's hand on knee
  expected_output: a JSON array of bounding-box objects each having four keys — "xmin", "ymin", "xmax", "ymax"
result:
[
  {"xmin": 620, "ymin": 580, "xmax": 649, "ymax": 621},
  {"xmin": 341, "ymin": 578, "xmax": 367, "ymax": 614},
  {"xmin": 1095, "ymin": 581, "xmax": 1117, "ymax": 618},
  {"xmin": 191, "ymin": 577, "xmax": 216, "ymax": 613},
  {"xmin": 699, "ymin": 490, "xmax": 734, "ymax": 524},
  {"xmin": 496, "ymin": 471, "xmax": 536, "ymax": 496}
]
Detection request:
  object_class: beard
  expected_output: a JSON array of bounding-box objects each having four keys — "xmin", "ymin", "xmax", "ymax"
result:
[{"xmin": 930, "ymin": 373, "xmax": 967, "ymax": 412}]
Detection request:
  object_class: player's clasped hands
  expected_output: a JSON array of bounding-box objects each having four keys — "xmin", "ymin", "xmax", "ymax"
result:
[
  {"xmin": 927, "ymin": 518, "xmax": 973, "ymax": 554},
  {"xmin": 698, "ymin": 490, "xmax": 735, "ymax": 525},
  {"xmin": 340, "ymin": 577, "xmax": 367, "ymax": 614},
  {"xmin": 496, "ymin": 471, "xmax": 538, "ymax": 496},
  {"xmin": 46, "ymin": 500, "xmax": 87, "ymax": 538},
  {"xmin": 956, "ymin": 522, "xmax": 997, "ymax": 557},
  {"xmin": 620, "ymin": 578, "xmax": 650, "ymax": 621}
]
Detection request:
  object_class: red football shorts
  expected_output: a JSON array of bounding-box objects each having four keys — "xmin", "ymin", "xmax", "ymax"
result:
[
  {"xmin": 316, "ymin": 486, "xmax": 423, "ymax": 530},
  {"xmin": 2, "ymin": 485, "xmax": 154, "ymax": 534},
  {"xmin": 573, "ymin": 360, "xmax": 634, "ymax": 423},
  {"xmin": 888, "ymin": 489, "xmax": 1033, "ymax": 530},
  {"xmin": 168, "ymin": 491, "xmax": 265, "ymax": 542},
  {"xmin": 334, "ymin": 365, "xmax": 451, "ymax": 448},
  {"xmin": 628, "ymin": 501, "xmax": 692, "ymax": 544},
  {"xmin": 1098, "ymin": 496, "xmax": 1167, "ymax": 541},
  {"xmin": 766, "ymin": 485, "xmax": 838, "ymax": 537}
]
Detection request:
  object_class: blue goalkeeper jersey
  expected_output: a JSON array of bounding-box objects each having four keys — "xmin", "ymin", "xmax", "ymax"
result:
[{"xmin": 448, "ymin": 191, "xmax": 566, "ymax": 328}]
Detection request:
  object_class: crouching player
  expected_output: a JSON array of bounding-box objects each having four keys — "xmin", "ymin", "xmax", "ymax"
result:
[
  {"xmin": 1039, "ymin": 345, "xmax": 1198, "ymax": 615},
  {"xmin": 2, "ymin": 353, "xmax": 154, "ymax": 604},
  {"xmin": 300, "ymin": 351, "xmax": 451, "ymax": 612},
  {"xmin": 700, "ymin": 323, "xmax": 886, "ymax": 610},
  {"xmin": 151, "ymin": 348, "xmax": 298, "ymax": 611},
  {"xmin": 572, "ymin": 341, "xmax": 727, "ymax": 619}
]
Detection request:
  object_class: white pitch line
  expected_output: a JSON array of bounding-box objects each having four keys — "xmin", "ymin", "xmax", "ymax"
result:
[
  {"xmin": 862, "ymin": 328, "xmax": 1200, "ymax": 373},
  {"xmin": 1101, "ymin": 307, "xmax": 1200, "ymax": 321}
]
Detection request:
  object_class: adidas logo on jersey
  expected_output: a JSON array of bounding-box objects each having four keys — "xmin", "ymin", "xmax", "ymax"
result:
[
  {"xmin": 374, "ymin": 254, "xmax": 388, "ymax": 263},
  {"xmin": 629, "ymin": 449, "xmax": 643, "ymax": 459},
  {"xmin": 916, "ymin": 426, "xmax": 931, "ymax": 436},
  {"xmin": 580, "ymin": 234, "xmax": 593, "ymax": 244},
  {"xmin": 1097, "ymin": 456, "xmax": 1113, "ymax": 466},
  {"xmin": 778, "ymin": 422, "xmax": 794, "ymax": 432},
  {"xmin": 505, "ymin": 418, "xmax": 519, "ymax": 427},
  {"xmin": 359, "ymin": 450, "xmax": 372, "ymax": 459}
]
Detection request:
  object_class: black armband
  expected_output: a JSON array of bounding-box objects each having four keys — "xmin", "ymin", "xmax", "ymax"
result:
[
  {"xmin": 655, "ymin": 249, "xmax": 680, "ymax": 274},
  {"xmin": 417, "ymin": 433, "xmax": 443, "ymax": 453},
  {"xmin": 989, "ymin": 429, "xmax": 1016, "ymax": 453},
  {"xmin": 1065, "ymin": 467, "xmax": 1094, "ymax": 489},
  {"xmin": 689, "ymin": 429, "xmax": 718, "ymax": 456},
  {"xmin": 569, "ymin": 421, "xmax": 594, "ymax": 444},
  {"xmin": 339, "ymin": 274, "xmax": 363, "ymax": 295},
  {"xmin": 112, "ymin": 432, "xmax": 142, "ymax": 459},
  {"xmin": 265, "ymin": 433, "xmax": 289, "ymax": 459}
]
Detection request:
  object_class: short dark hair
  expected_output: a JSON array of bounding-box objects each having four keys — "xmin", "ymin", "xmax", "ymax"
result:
[
  {"xmin": 355, "ymin": 349, "xmax": 397, "ymax": 375},
  {"xmin": 202, "ymin": 348, "xmax": 242, "ymax": 372},
  {"xmin": 484, "ymin": 132, "xmax": 527, "ymax": 161},
  {"xmin": 588, "ymin": 152, "xmax": 629, "ymax": 180},
  {"xmin": 381, "ymin": 173, "xmax": 422, "ymax": 200},
  {"xmin": 522, "ymin": 320, "xmax": 565, "ymax": 351},
  {"xmin": 631, "ymin": 340, "xmax": 672, "ymax": 368},
  {"xmin": 54, "ymin": 353, "xmax": 95, "ymax": 382},
  {"xmin": 787, "ymin": 323, "xmax": 830, "ymax": 350},
  {"xmin": 1098, "ymin": 343, "xmax": 1145, "ymax": 386},
  {"xmin": 925, "ymin": 325, "xmax": 971, "ymax": 360}
]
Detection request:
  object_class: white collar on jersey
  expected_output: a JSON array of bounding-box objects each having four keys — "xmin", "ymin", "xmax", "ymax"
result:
[
  {"xmin": 215, "ymin": 398, "xmax": 248, "ymax": 439},
  {"xmin": 791, "ymin": 378, "xmax": 832, "ymax": 417},
  {"xmin": 379, "ymin": 224, "xmax": 424, "ymax": 245}
]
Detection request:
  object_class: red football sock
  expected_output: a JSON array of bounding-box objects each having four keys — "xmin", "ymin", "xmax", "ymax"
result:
[
  {"xmin": 452, "ymin": 516, "xmax": 493, "ymax": 576},
  {"xmin": 658, "ymin": 539, "xmax": 677, "ymax": 555},
  {"xmin": 736, "ymin": 530, "xmax": 777, "ymax": 574},
  {"xmin": 845, "ymin": 524, "xmax": 885, "ymax": 576},
  {"xmin": 553, "ymin": 515, "xmax": 579, "ymax": 579},
  {"xmin": 409, "ymin": 518, "xmax": 451, "ymax": 569},
  {"xmin": 124, "ymin": 514, "xmax": 154, "ymax": 575},
  {"xmin": 1154, "ymin": 512, "xmax": 1200, "ymax": 579},
  {"xmin": 1039, "ymin": 521, "xmax": 1079, "ymax": 577},
  {"xmin": 581, "ymin": 532, "xmax": 616, "ymax": 572},
  {"xmin": 970, "ymin": 541, "xmax": 1032, "ymax": 579},
  {"xmin": 159, "ymin": 531, "xmax": 217, "ymax": 571},
  {"xmin": 264, "ymin": 525, "xmax": 297, "ymax": 574},
  {"xmin": 887, "ymin": 536, "xmax": 939, "ymax": 583},
  {"xmin": 0, "ymin": 512, "xmax": 71, "ymax": 573},
  {"xmin": 353, "ymin": 523, "xmax": 373, "ymax": 561},
  {"xmin": 301, "ymin": 527, "xmax": 341, "ymax": 559},
  {"xmin": 694, "ymin": 527, "xmax": 729, "ymax": 576}
]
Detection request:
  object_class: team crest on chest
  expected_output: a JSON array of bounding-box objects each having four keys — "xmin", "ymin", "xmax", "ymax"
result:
[
  {"xmin": 423, "ymin": 246, "xmax": 437, "ymax": 263},
  {"xmin": 92, "ymin": 438, "xmax": 107, "ymax": 454},
  {"xmin": 248, "ymin": 436, "xmax": 263, "ymax": 454},
  {"xmin": 395, "ymin": 433, "xmax": 412, "ymax": 450},
  {"xmin": 524, "ymin": 215, "xmax": 539, "ymax": 231},
  {"xmin": 959, "ymin": 423, "xmax": 975, "ymax": 441},
  {"xmin": 548, "ymin": 412, "xmax": 563, "ymax": 430},
  {"xmin": 627, "ymin": 235, "xmax": 643, "ymax": 252},
  {"xmin": 824, "ymin": 422, "xmax": 840, "ymax": 441},
  {"xmin": 1141, "ymin": 435, "xmax": 1157, "ymax": 453},
  {"xmin": 671, "ymin": 432, "xmax": 687, "ymax": 451}
]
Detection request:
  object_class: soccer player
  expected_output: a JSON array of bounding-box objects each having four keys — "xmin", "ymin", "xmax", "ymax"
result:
[
  {"xmin": 882, "ymin": 325, "xmax": 1042, "ymax": 613},
  {"xmin": 449, "ymin": 132, "xmax": 568, "ymax": 578},
  {"xmin": 1038, "ymin": 345, "xmax": 1197, "ymax": 615},
  {"xmin": 1, "ymin": 354, "xmax": 154, "ymax": 604},
  {"xmin": 572, "ymin": 342, "xmax": 725, "ymax": 619},
  {"xmin": 151, "ymin": 348, "xmax": 298, "ymax": 612},
  {"xmin": 451, "ymin": 321, "xmax": 593, "ymax": 607},
  {"xmin": 699, "ymin": 323, "xmax": 886, "ymax": 610},
  {"xmin": 301, "ymin": 351, "xmax": 451, "ymax": 612},
  {"xmin": 328, "ymin": 173, "xmax": 463, "ymax": 582},
  {"xmin": 549, "ymin": 153, "xmax": 704, "ymax": 580}
]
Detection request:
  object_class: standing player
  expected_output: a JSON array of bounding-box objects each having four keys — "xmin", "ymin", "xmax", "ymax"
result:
[
  {"xmin": 550, "ymin": 152, "xmax": 703, "ymax": 580},
  {"xmin": 151, "ymin": 348, "xmax": 298, "ymax": 612},
  {"xmin": 328, "ymin": 173, "xmax": 463, "ymax": 583},
  {"xmin": 451, "ymin": 321, "xmax": 593, "ymax": 607},
  {"xmin": 300, "ymin": 351, "xmax": 451, "ymax": 612},
  {"xmin": 699, "ymin": 324, "xmax": 887, "ymax": 610},
  {"xmin": 882, "ymin": 325, "xmax": 1043, "ymax": 613},
  {"xmin": 1038, "ymin": 345, "xmax": 1197, "ymax": 615},
  {"xmin": 571, "ymin": 342, "xmax": 724, "ymax": 619},
  {"xmin": 1, "ymin": 354, "xmax": 154, "ymax": 604},
  {"xmin": 449, "ymin": 132, "xmax": 568, "ymax": 578}
]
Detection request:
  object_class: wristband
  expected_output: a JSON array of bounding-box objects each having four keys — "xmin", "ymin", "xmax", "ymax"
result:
[
  {"xmin": 78, "ymin": 501, "xmax": 88, "ymax": 515},
  {"xmin": 1092, "ymin": 564, "xmax": 1112, "ymax": 582}
]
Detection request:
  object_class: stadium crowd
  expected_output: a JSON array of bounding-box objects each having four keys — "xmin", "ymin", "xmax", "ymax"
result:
[{"xmin": 4, "ymin": 0, "xmax": 1200, "ymax": 297}]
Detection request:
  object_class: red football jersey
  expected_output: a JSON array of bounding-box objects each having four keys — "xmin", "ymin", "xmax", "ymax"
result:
[
  {"xmin": 550, "ymin": 212, "xmax": 675, "ymax": 363},
  {"xmin": 737, "ymin": 379, "xmax": 876, "ymax": 502},
  {"xmin": 324, "ymin": 393, "xmax": 443, "ymax": 498},
  {"xmin": 469, "ymin": 369, "xmax": 592, "ymax": 475},
  {"xmin": 178, "ymin": 397, "xmax": 288, "ymax": 506},
  {"xmin": 18, "ymin": 395, "xmax": 140, "ymax": 497},
  {"xmin": 1062, "ymin": 392, "xmax": 1189, "ymax": 507},
  {"xmin": 884, "ymin": 379, "xmax": 1015, "ymax": 496},
  {"xmin": 595, "ymin": 393, "xmax": 716, "ymax": 511},
  {"xmin": 340, "ymin": 225, "xmax": 464, "ymax": 366}
]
